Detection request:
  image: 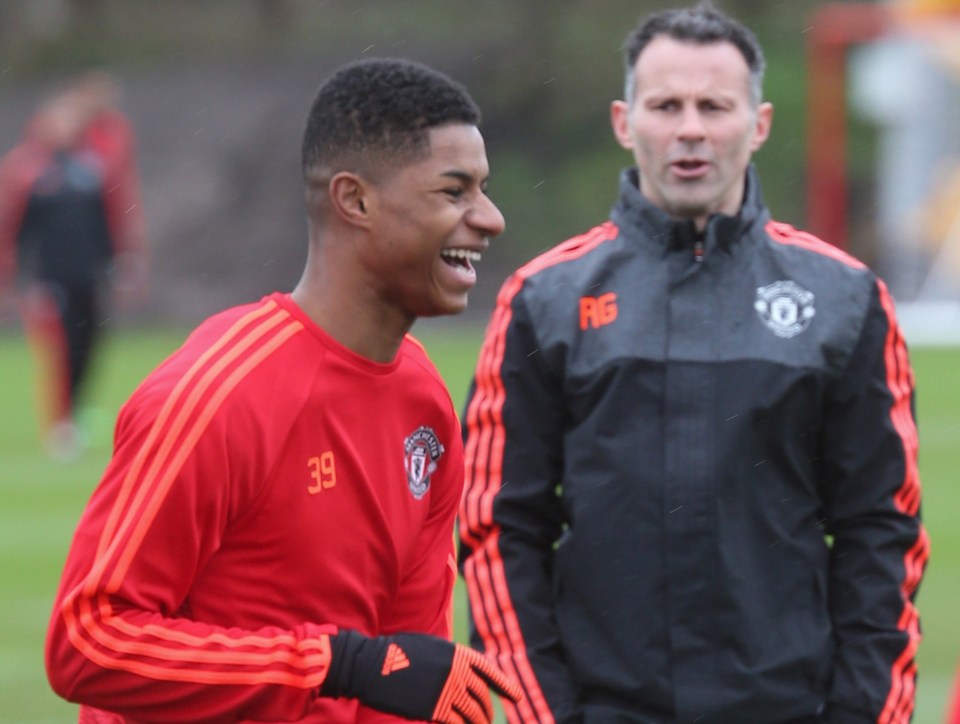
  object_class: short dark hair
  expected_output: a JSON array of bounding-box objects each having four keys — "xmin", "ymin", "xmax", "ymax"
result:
[
  {"xmin": 622, "ymin": 1, "xmax": 766, "ymax": 105},
  {"xmin": 301, "ymin": 57, "xmax": 480, "ymax": 181}
]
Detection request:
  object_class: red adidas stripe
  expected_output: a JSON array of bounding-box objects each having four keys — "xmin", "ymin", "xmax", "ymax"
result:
[
  {"xmin": 59, "ymin": 300, "xmax": 340, "ymax": 687},
  {"xmin": 461, "ymin": 222, "xmax": 618, "ymax": 722}
]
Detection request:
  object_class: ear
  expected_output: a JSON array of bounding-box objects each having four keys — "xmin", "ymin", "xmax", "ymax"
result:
[
  {"xmin": 328, "ymin": 171, "xmax": 373, "ymax": 228},
  {"xmin": 610, "ymin": 99, "xmax": 634, "ymax": 151},
  {"xmin": 750, "ymin": 101, "xmax": 774, "ymax": 153}
]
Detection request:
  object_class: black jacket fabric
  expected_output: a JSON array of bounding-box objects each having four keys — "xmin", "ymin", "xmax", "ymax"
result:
[{"xmin": 458, "ymin": 168, "xmax": 927, "ymax": 724}]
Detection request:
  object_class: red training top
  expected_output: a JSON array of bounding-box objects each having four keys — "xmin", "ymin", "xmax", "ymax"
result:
[{"xmin": 46, "ymin": 293, "xmax": 463, "ymax": 723}]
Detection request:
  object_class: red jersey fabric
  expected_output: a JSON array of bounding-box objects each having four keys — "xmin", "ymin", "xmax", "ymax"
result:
[{"xmin": 46, "ymin": 293, "xmax": 462, "ymax": 723}]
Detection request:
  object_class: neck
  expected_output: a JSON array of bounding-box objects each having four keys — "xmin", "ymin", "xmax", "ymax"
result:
[{"xmin": 291, "ymin": 277, "xmax": 412, "ymax": 364}]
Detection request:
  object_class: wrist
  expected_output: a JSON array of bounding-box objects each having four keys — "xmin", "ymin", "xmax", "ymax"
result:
[{"xmin": 320, "ymin": 629, "xmax": 380, "ymax": 699}]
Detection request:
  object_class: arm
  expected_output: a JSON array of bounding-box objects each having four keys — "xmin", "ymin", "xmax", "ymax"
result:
[
  {"xmin": 459, "ymin": 283, "xmax": 580, "ymax": 723},
  {"xmin": 820, "ymin": 279, "xmax": 928, "ymax": 723},
  {"xmin": 44, "ymin": 385, "xmax": 335, "ymax": 722},
  {"xmin": 46, "ymin": 349, "xmax": 517, "ymax": 723}
]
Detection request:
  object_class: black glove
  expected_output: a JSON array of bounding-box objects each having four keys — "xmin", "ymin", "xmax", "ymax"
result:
[{"xmin": 320, "ymin": 629, "xmax": 522, "ymax": 723}]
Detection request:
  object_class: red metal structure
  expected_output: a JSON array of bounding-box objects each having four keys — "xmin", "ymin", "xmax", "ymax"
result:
[
  {"xmin": 806, "ymin": 0, "xmax": 960, "ymax": 250},
  {"xmin": 805, "ymin": 3, "xmax": 891, "ymax": 250}
]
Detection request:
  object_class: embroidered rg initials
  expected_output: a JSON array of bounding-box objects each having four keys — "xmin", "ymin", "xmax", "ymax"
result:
[{"xmin": 579, "ymin": 292, "xmax": 618, "ymax": 330}]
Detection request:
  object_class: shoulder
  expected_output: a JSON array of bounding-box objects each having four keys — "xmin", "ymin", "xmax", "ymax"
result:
[
  {"xmin": 498, "ymin": 221, "xmax": 622, "ymax": 303},
  {"xmin": 763, "ymin": 220, "xmax": 871, "ymax": 274},
  {"xmin": 758, "ymin": 219, "xmax": 884, "ymax": 310},
  {"xmin": 518, "ymin": 221, "xmax": 621, "ymax": 278},
  {"xmin": 756, "ymin": 220, "xmax": 895, "ymax": 357},
  {"xmin": 122, "ymin": 296, "xmax": 310, "ymax": 422},
  {"xmin": 398, "ymin": 334, "xmax": 455, "ymax": 403}
]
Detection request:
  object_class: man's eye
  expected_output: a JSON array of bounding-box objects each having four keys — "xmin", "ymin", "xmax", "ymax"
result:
[{"xmin": 444, "ymin": 187, "xmax": 464, "ymax": 198}]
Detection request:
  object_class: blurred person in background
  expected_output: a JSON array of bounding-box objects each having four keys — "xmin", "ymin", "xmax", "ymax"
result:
[
  {"xmin": 458, "ymin": 2, "xmax": 927, "ymax": 722},
  {"xmin": 0, "ymin": 70, "xmax": 148, "ymax": 461},
  {"xmin": 45, "ymin": 57, "xmax": 520, "ymax": 723}
]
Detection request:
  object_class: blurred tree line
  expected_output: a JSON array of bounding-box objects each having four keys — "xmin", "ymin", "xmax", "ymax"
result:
[{"xmin": 0, "ymin": 0, "xmax": 879, "ymax": 322}]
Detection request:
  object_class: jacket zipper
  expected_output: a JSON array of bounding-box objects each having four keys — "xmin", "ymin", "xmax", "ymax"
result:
[{"xmin": 693, "ymin": 240, "xmax": 704, "ymax": 262}]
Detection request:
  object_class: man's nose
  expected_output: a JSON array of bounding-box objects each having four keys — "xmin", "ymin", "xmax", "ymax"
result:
[{"xmin": 676, "ymin": 105, "xmax": 706, "ymax": 140}]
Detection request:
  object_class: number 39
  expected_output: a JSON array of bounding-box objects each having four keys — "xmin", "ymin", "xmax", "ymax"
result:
[{"xmin": 308, "ymin": 452, "xmax": 336, "ymax": 493}]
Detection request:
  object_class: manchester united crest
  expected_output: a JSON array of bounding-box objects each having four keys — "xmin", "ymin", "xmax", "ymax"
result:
[
  {"xmin": 754, "ymin": 280, "xmax": 816, "ymax": 339},
  {"xmin": 404, "ymin": 426, "xmax": 445, "ymax": 500}
]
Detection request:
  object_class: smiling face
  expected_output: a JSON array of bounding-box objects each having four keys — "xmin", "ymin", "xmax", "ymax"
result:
[
  {"xmin": 611, "ymin": 35, "xmax": 772, "ymax": 229},
  {"xmin": 363, "ymin": 123, "xmax": 504, "ymax": 319}
]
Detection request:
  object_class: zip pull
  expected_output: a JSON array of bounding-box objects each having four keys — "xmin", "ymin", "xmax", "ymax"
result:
[{"xmin": 693, "ymin": 239, "xmax": 704, "ymax": 262}]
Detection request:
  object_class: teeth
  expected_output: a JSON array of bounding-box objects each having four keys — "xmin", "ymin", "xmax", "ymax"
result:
[{"xmin": 441, "ymin": 248, "xmax": 481, "ymax": 262}]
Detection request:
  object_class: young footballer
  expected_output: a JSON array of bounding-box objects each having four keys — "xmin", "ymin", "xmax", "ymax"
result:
[{"xmin": 45, "ymin": 57, "xmax": 520, "ymax": 723}]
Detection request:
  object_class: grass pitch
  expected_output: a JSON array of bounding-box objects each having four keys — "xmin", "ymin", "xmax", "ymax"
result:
[{"xmin": 0, "ymin": 322, "xmax": 956, "ymax": 722}]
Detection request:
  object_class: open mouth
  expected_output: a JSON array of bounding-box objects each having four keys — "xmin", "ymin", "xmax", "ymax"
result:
[
  {"xmin": 440, "ymin": 248, "xmax": 481, "ymax": 271},
  {"xmin": 672, "ymin": 159, "xmax": 709, "ymax": 177}
]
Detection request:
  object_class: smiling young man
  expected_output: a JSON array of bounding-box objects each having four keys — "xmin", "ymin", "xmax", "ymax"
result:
[
  {"xmin": 459, "ymin": 3, "xmax": 926, "ymax": 723},
  {"xmin": 45, "ymin": 57, "xmax": 520, "ymax": 724}
]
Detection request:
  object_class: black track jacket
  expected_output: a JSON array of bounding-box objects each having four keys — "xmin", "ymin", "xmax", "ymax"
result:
[{"xmin": 459, "ymin": 168, "xmax": 927, "ymax": 724}]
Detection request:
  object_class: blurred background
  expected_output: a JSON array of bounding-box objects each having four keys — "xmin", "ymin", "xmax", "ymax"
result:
[
  {"xmin": 1, "ymin": 0, "xmax": 959, "ymax": 722},
  {"xmin": 0, "ymin": 0, "xmax": 957, "ymax": 333}
]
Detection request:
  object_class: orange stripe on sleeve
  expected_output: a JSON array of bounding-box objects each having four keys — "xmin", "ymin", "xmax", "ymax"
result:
[
  {"xmin": 108, "ymin": 318, "xmax": 301, "ymax": 591},
  {"xmin": 461, "ymin": 223, "xmax": 618, "ymax": 723},
  {"xmin": 62, "ymin": 598, "xmax": 331, "ymax": 688},
  {"xmin": 89, "ymin": 305, "xmax": 293, "ymax": 593},
  {"xmin": 95, "ymin": 300, "xmax": 284, "ymax": 562},
  {"xmin": 60, "ymin": 301, "xmax": 327, "ymax": 685},
  {"xmin": 873, "ymin": 280, "xmax": 927, "ymax": 724},
  {"xmin": 765, "ymin": 220, "xmax": 867, "ymax": 270}
]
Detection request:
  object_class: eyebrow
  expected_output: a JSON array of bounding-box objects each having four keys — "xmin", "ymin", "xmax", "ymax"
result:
[
  {"xmin": 437, "ymin": 169, "xmax": 491, "ymax": 189},
  {"xmin": 440, "ymin": 169, "xmax": 479, "ymax": 184}
]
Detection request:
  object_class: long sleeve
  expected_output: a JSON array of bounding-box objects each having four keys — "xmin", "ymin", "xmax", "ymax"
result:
[
  {"xmin": 458, "ymin": 278, "xmax": 579, "ymax": 724},
  {"xmin": 46, "ymin": 336, "xmax": 337, "ymax": 721},
  {"xmin": 820, "ymin": 278, "xmax": 928, "ymax": 723},
  {"xmin": 46, "ymin": 297, "xmax": 469, "ymax": 723}
]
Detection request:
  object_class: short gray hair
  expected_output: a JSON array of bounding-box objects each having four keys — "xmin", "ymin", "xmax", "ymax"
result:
[{"xmin": 622, "ymin": 1, "xmax": 766, "ymax": 107}]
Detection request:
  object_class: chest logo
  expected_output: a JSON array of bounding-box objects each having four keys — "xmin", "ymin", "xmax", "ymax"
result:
[
  {"xmin": 404, "ymin": 426, "xmax": 445, "ymax": 500},
  {"xmin": 580, "ymin": 292, "xmax": 618, "ymax": 330},
  {"xmin": 754, "ymin": 281, "xmax": 815, "ymax": 338}
]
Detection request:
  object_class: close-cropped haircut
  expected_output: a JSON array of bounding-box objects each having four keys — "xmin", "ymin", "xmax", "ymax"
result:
[
  {"xmin": 301, "ymin": 57, "xmax": 480, "ymax": 181},
  {"xmin": 622, "ymin": 1, "xmax": 766, "ymax": 107}
]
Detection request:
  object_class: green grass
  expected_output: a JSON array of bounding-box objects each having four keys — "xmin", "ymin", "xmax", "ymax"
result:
[{"xmin": 1, "ymin": 323, "xmax": 956, "ymax": 722}]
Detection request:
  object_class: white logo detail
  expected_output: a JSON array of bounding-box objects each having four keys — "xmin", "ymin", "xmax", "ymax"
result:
[
  {"xmin": 403, "ymin": 426, "xmax": 445, "ymax": 500},
  {"xmin": 754, "ymin": 281, "xmax": 816, "ymax": 338}
]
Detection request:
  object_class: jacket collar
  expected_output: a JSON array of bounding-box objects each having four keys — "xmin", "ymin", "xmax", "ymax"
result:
[{"xmin": 610, "ymin": 165, "xmax": 770, "ymax": 256}]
